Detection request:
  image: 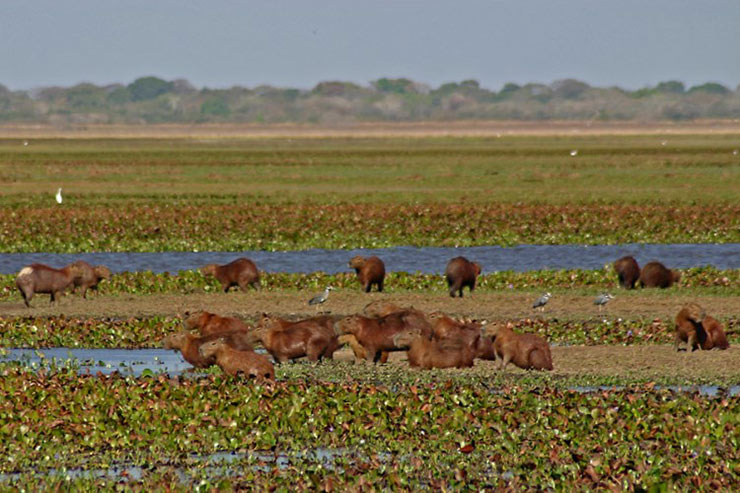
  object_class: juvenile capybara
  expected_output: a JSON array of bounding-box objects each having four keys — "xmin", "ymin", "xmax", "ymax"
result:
[
  {"xmin": 487, "ymin": 323, "xmax": 553, "ymax": 371},
  {"xmin": 199, "ymin": 339, "xmax": 275, "ymax": 380},
  {"xmin": 349, "ymin": 255, "xmax": 386, "ymax": 293},
  {"xmin": 674, "ymin": 303, "xmax": 708, "ymax": 351},
  {"xmin": 162, "ymin": 330, "xmax": 254, "ymax": 368},
  {"xmin": 15, "ymin": 263, "xmax": 83, "ymax": 307},
  {"xmin": 68, "ymin": 260, "xmax": 112, "ymax": 299},
  {"xmin": 334, "ymin": 314, "xmax": 417, "ymax": 363},
  {"xmin": 185, "ymin": 310, "xmax": 252, "ymax": 337},
  {"xmin": 701, "ymin": 315, "xmax": 730, "ymax": 350},
  {"xmin": 639, "ymin": 261, "xmax": 680, "ymax": 289},
  {"xmin": 394, "ymin": 330, "xmax": 475, "ymax": 369},
  {"xmin": 614, "ymin": 256, "xmax": 640, "ymax": 290},
  {"xmin": 200, "ymin": 258, "xmax": 260, "ymax": 292},
  {"xmin": 444, "ymin": 256, "xmax": 482, "ymax": 298},
  {"xmin": 251, "ymin": 323, "xmax": 339, "ymax": 363}
]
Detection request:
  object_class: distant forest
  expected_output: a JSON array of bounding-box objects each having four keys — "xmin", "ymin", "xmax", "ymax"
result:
[{"xmin": 2, "ymin": 76, "xmax": 739, "ymax": 124}]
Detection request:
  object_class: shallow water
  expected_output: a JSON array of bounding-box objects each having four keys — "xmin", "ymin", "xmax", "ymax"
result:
[{"xmin": 0, "ymin": 243, "xmax": 737, "ymax": 274}]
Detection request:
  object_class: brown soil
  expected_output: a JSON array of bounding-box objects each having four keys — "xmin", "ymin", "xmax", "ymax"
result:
[
  {"xmin": 2, "ymin": 120, "xmax": 740, "ymax": 138},
  {"xmin": 1, "ymin": 290, "xmax": 736, "ymax": 322}
]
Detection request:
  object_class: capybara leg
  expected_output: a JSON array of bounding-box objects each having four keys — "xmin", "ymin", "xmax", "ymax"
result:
[
  {"xmin": 379, "ymin": 351, "xmax": 389, "ymax": 364},
  {"xmin": 81, "ymin": 287, "xmax": 88, "ymax": 299},
  {"xmin": 251, "ymin": 281, "xmax": 261, "ymax": 290},
  {"xmin": 306, "ymin": 339, "xmax": 325, "ymax": 361},
  {"xmin": 449, "ymin": 283, "xmax": 460, "ymax": 297},
  {"xmin": 674, "ymin": 332, "xmax": 684, "ymax": 352},
  {"xmin": 338, "ymin": 334, "xmax": 367, "ymax": 360},
  {"xmin": 377, "ymin": 281, "xmax": 383, "ymax": 292},
  {"xmin": 221, "ymin": 282, "xmax": 230, "ymax": 293},
  {"xmin": 687, "ymin": 333, "xmax": 698, "ymax": 352},
  {"xmin": 22, "ymin": 291, "xmax": 31, "ymax": 308},
  {"xmin": 364, "ymin": 282, "xmax": 371, "ymax": 293},
  {"xmin": 498, "ymin": 354, "xmax": 511, "ymax": 371}
]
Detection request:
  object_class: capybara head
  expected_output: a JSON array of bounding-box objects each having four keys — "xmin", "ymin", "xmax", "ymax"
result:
[
  {"xmin": 184, "ymin": 311, "xmax": 210, "ymax": 330},
  {"xmin": 198, "ymin": 338, "xmax": 224, "ymax": 360},
  {"xmin": 672, "ymin": 270, "xmax": 681, "ymax": 284},
  {"xmin": 200, "ymin": 264, "xmax": 218, "ymax": 277},
  {"xmin": 334, "ymin": 315, "xmax": 362, "ymax": 335},
  {"xmin": 472, "ymin": 262, "xmax": 482, "ymax": 276},
  {"xmin": 392, "ymin": 329, "xmax": 421, "ymax": 349},
  {"xmin": 93, "ymin": 265, "xmax": 112, "ymax": 281},
  {"xmin": 348, "ymin": 256, "xmax": 366, "ymax": 270},
  {"xmin": 683, "ymin": 303, "xmax": 706, "ymax": 323},
  {"xmin": 162, "ymin": 331, "xmax": 189, "ymax": 350}
]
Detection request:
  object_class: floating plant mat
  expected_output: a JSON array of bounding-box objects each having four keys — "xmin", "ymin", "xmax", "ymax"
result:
[{"xmin": 1, "ymin": 369, "xmax": 739, "ymax": 490}]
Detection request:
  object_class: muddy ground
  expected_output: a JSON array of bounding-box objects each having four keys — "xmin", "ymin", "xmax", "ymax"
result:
[{"xmin": 2, "ymin": 290, "xmax": 737, "ymax": 321}]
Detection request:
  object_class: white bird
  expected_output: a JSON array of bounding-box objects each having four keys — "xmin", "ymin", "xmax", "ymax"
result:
[
  {"xmin": 594, "ymin": 293, "xmax": 614, "ymax": 312},
  {"xmin": 532, "ymin": 292, "xmax": 552, "ymax": 312},
  {"xmin": 570, "ymin": 150, "xmax": 578, "ymax": 156},
  {"xmin": 55, "ymin": 188, "xmax": 63, "ymax": 204},
  {"xmin": 661, "ymin": 141, "xmax": 667, "ymax": 146},
  {"xmin": 733, "ymin": 149, "xmax": 739, "ymax": 156},
  {"xmin": 308, "ymin": 286, "xmax": 334, "ymax": 311},
  {"xmin": 23, "ymin": 140, "xmax": 28, "ymax": 147}
]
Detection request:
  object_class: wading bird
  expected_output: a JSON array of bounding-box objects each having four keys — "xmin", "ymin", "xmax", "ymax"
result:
[
  {"xmin": 55, "ymin": 188, "xmax": 63, "ymax": 204},
  {"xmin": 308, "ymin": 286, "xmax": 334, "ymax": 311},
  {"xmin": 532, "ymin": 292, "xmax": 551, "ymax": 312},
  {"xmin": 594, "ymin": 293, "xmax": 614, "ymax": 312}
]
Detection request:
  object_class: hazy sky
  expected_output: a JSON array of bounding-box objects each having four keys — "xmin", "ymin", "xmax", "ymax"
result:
[{"xmin": 2, "ymin": 1, "xmax": 739, "ymax": 91}]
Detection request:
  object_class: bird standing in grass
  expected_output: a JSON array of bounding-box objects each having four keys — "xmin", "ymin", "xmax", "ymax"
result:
[
  {"xmin": 55, "ymin": 188, "xmax": 63, "ymax": 204},
  {"xmin": 594, "ymin": 293, "xmax": 614, "ymax": 312},
  {"xmin": 532, "ymin": 292, "xmax": 551, "ymax": 312},
  {"xmin": 308, "ymin": 286, "xmax": 334, "ymax": 312}
]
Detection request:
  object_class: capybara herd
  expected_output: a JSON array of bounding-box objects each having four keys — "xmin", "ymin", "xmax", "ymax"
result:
[
  {"xmin": 614, "ymin": 257, "xmax": 680, "ymax": 289},
  {"xmin": 164, "ymin": 305, "xmax": 556, "ymax": 376}
]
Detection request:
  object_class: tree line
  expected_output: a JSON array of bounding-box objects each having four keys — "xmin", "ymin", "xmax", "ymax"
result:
[{"xmin": 1, "ymin": 76, "xmax": 739, "ymax": 124}]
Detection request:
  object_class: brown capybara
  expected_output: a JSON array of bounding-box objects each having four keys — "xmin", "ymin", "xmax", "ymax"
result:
[
  {"xmin": 487, "ymin": 323, "xmax": 553, "ymax": 371},
  {"xmin": 701, "ymin": 315, "xmax": 730, "ymax": 350},
  {"xmin": 199, "ymin": 339, "xmax": 275, "ymax": 380},
  {"xmin": 444, "ymin": 256, "xmax": 482, "ymax": 298},
  {"xmin": 674, "ymin": 303, "xmax": 708, "ymax": 351},
  {"xmin": 251, "ymin": 323, "xmax": 339, "ymax": 363},
  {"xmin": 349, "ymin": 255, "xmax": 386, "ymax": 293},
  {"xmin": 427, "ymin": 312, "xmax": 496, "ymax": 360},
  {"xmin": 614, "ymin": 256, "xmax": 640, "ymax": 290},
  {"xmin": 185, "ymin": 311, "xmax": 252, "ymax": 337},
  {"xmin": 394, "ymin": 330, "xmax": 475, "ymax": 369},
  {"xmin": 337, "ymin": 334, "xmax": 390, "ymax": 364},
  {"xmin": 15, "ymin": 263, "xmax": 83, "ymax": 307},
  {"xmin": 68, "ymin": 260, "xmax": 112, "ymax": 299},
  {"xmin": 200, "ymin": 258, "xmax": 260, "ymax": 292},
  {"xmin": 162, "ymin": 330, "xmax": 253, "ymax": 368},
  {"xmin": 257, "ymin": 313, "xmax": 337, "ymax": 335},
  {"xmin": 362, "ymin": 300, "xmax": 403, "ymax": 318},
  {"xmin": 334, "ymin": 314, "xmax": 418, "ymax": 363},
  {"xmin": 639, "ymin": 261, "xmax": 680, "ymax": 289}
]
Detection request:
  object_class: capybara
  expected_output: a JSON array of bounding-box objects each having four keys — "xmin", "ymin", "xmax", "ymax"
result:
[
  {"xmin": 362, "ymin": 300, "xmax": 403, "ymax": 318},
  {"xmin": 426, "ymin": 312, "xmax": 495, "ymax": 360},
  {"xmin": 349, "ymin": 255, "xmax": 386, "ymax": 293},
  {"xmin": 639, "ymin": 261, "xmax": 680, "ymax": 289},
  {"xmin": 614, "ymin": 256, "xmax": 640, "ymax": 290},
  {"xmin": 701, "ymin": 315, "xmax": 730, "ymax": 350},
  {"xmin": 674, "ymin": 303, "xmax": 708, "ymax": 351},
  {"xmin": 199, "ymin": 339, "xmax": 275, "ymax": 380},
  {"xmin": 200, "ymin": 258, "xmax": 260, "ymax": 292},
  {"xmin": 15, "ymin": 263, "xmax": 83, "ymax": 307},
  {"xmin": 251, "ymin": 323, "xmax": 339, "ymax": 363},
  {"xmin": 394, "ymin": 330, "xmax": 475, "ymax": 369},
  {"xmin": 444, "ymin": 256, "xmax": 482, "ymax": 298},
  {"xmin": 162, "ymin": 330, "xmax": 253, "ymax": 368},
  {"xmin": 185, "ymin": 310, "xmax": 252, "ymax": 337},
  {"xmin": 334, "ymin": 314, "xmax": 420, "ymax": 363},
  {"xmin": 68, "ymin": 260, "xmax": 112, "ymax": 299},
  {"xmin": 487, "ymin": 323, "xmax": 553, "ymax": 371}
]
